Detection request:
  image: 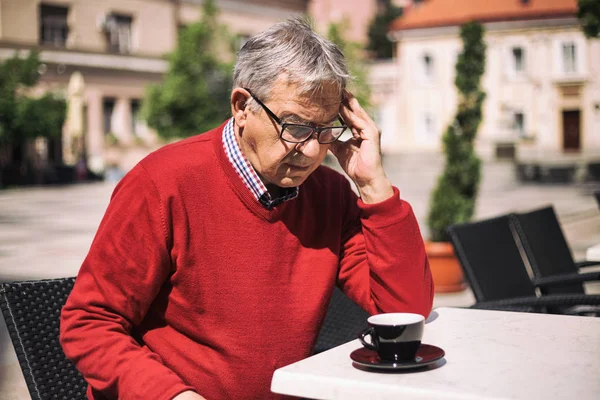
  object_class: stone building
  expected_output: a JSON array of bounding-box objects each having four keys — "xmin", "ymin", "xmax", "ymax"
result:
[{"xmin": 386, "ymin": 0, "xmax": 600, "ymax": 160}]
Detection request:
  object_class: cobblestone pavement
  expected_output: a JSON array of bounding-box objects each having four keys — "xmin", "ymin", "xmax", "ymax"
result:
[{"xmin": 1, "ymin": 153, "xmax": 600, "ymax": 399}]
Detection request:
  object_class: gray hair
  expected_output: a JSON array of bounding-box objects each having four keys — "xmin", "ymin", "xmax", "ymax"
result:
[{"xmin": 233, "ymin": 18, "xmax": 350, "ymax": 109}]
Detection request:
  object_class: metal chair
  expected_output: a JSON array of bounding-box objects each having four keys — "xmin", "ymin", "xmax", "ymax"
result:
[
  {"xmin": 510, "ymin": 206, "xmax": 600, "ymax": 296},
  {"xmin": 0, "ymin": 277, "xmax": 87, "ymax": 400},
  {"xmin": 447, "ymin": 214, "xmax": 600, "ymax": 314},
  {"xmin": 314, "ymin": 286, "xmax": 369, "ymax": 354}
]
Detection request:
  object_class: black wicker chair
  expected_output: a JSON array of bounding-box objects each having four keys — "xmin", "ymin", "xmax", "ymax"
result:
[
  {"xmin": 0, "ymin": 277, "xmax": 87, "ymax": 400},
  {"xmin": 510, "ymin": 206, "xmax": 600, "ymax": 296},
  {"xmin": 314, "ymin": 286, "xmax": 370, "ymax": 354},
  {"xmin": 447, "ymin": 214, "xmax": 600, "ymax": 314}
]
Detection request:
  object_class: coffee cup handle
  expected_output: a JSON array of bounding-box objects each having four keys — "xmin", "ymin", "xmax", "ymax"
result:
[{"xmin": 359, "ymin": 327, "xmax": 377, "ymax": 351}]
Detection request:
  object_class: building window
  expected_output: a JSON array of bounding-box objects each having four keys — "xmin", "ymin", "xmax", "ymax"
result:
[
  {"xmin": 423, "ymin": 53, "xmax": 434, "ymax": 80},
  {"xmin": 512, "ymin": 47, "xmax": 525, "ymax": 73},
  {"xmin": 103, "ymin": 98, "xmax": 116, "ymax": 134},
  {"xmin": 425, "ymin": 114, "xmax": 434, "ymax": 136},
  {"xmin": 39, "ymin": 4, "xmax": 69, "ymax": 48},
  {"xmin": 513, "ymin": 112, "xmax": 525, "ymax": 138},
  {"xmin": 101, "ymin": 13, "xmax": 133, "ymax": 54},
  {"xmin": 420, "ymin": 112, "xmax": 435, "ymax": 138},
  {"xmin": 562, "ymin": 42, "xmax": 576, "ymax": 73}
]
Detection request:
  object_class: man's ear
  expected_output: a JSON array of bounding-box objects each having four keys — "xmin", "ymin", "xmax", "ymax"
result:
[{"xmin": 231, "ymin": 88, "xmax": 249, "ymax": 129}]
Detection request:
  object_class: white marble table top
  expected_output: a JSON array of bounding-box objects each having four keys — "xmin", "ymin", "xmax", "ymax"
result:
[
  {"xmin": 271, "ymin": 307, "xmax": 600, "ymax": 400},
  {"xmin": 586, "ymin": 243, "xmax": 600, "ymax": 261}
]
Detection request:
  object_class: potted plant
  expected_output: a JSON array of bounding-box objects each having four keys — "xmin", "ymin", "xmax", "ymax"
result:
[{"xmin": 426, "ymin": 21, "xmax": 486, "ymax": 293}]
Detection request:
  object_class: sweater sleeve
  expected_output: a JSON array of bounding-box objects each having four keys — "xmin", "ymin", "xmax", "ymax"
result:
[
  {"xmin": 337, "ymin": 185, "xmax": 434, "ymax": 318},
  {"xmin": 60, "ymin": 164, "xmax": 195, "ymax": 400}
]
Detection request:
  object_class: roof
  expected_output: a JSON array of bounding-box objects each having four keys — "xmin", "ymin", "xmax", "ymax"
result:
[{"xmin": 390, "ymin": 0, "xmax": 578, "ymax": 31}]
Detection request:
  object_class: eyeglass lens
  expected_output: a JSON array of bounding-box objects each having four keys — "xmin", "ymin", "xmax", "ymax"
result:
[{"xmin": 282, "ymin": 125, "xmax": 346, "ymax": 144}]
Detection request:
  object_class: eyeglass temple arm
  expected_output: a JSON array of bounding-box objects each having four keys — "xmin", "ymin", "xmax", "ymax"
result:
[{"xmin": 244, "ymin": 87, "xmax": 283, "ymax": 125}]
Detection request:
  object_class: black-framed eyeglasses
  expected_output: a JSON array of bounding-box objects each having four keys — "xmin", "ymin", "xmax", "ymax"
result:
[{"xmin": 244, "ymin": 88, "xmax": 348, "ymax": 144}]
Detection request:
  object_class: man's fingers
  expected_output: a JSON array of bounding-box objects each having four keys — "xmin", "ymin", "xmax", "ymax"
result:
[
  {"xmin": 340, "ymin": 105, "xmax": 378, "ymax": 142},
  {"xmin": 340, "ymin": 104, "xmax": 368, "ymax": 131},
  {"xmin": 343, "ymin": 91, "xmax": 371, "ymax": 121}
]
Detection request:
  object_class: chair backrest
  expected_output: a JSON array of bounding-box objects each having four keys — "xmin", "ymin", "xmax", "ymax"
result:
[
  {"xmin": 0, "ymin": 277, "xmax": 87, "ymax": 400},
  {"xmin": 510, "ymin": 206, "xmax": 584, "ymax": 295},
  {"xmin": 314, "ymin": 286, "xmax": 370, "ymax": 354},
  {"xmin": 448, "ymin": 214, "xmax": 537, "ymax": 303}
]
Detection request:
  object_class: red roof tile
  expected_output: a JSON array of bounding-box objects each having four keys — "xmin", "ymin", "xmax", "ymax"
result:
[{"xmin": 390, "ymin": 0, "xmax": 578, "ymax": 31}]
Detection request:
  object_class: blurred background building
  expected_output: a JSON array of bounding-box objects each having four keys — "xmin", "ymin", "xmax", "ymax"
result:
[
  {"xmin": 387, "ymin": 0, "xmax": 600, "ymax": 161},
  {"xmin": 0, "ymin": 0, "xmax": 413, "ymax": 179},
  {"xmin": 0, "ymin": 0, "xmax": 598, "ymax": 181}
]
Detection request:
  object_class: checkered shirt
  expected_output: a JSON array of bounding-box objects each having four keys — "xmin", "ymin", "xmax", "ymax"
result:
[{"xmin": 222, "ymin": 118, "xmax": 299, "ymax": 210}]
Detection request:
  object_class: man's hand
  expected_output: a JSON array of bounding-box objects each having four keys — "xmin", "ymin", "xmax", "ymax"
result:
[
  {"xmin": 172, "ymin": 390, "xmax": 207, "ymax": 400},
  {"xmin": 330, "ymin": 91, "xmax": 394, "ymax": 204}
]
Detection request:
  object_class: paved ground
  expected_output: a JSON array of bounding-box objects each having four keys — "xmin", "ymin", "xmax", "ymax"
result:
[{"xmin": 1, "ymin": 152, "xmax": 600, "ymax": 399}]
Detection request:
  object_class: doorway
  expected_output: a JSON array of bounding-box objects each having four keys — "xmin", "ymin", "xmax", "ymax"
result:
[{"xmin": 562, "ymin": 110, "xmax": 581, "ymax": 151}]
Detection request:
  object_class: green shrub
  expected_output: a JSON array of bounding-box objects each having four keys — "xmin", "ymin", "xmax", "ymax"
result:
[
  {"xmin": 0, "ymin": 51, "xmax": 66, "ymax": 146},
  {"xmin": 427, "ymin": 21, "xmax": 486, "ymax": 242},
  {"xmin": 143, "ymin": 0, "xmax": 234, "ymax": 140},
  {"xmin": 578, "ymin": 0, "xmax": 600, "ymax": 38}
]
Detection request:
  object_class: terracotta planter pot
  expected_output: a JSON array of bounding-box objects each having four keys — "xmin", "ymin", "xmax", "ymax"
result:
[{"xmin": 424, "ymin": 241, "xmax": 467, "ymax": 293}]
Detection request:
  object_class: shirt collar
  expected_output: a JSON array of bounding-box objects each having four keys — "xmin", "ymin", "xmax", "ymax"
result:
[{"xmin": 222, "ymin": 118, "xmax": 299, "ymax": 209}]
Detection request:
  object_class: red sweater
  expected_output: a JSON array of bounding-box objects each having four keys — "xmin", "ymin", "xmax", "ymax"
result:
[{"xmin": 60, "ymin": 122, "xmax": 433, "ymax": 400}]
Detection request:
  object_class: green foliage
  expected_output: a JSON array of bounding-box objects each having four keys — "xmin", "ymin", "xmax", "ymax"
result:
[
  {"xmin": 578, "ymin": 0, "xmax": 600, "ymax": 38},
  {"xmin": 143, "ymin": 0, "xmax": 234, "ymax": 140},
  {"xmin": 0, "ymin": 51, "xmax": 66, "ymax": 146},
  {"xmin": 326, "ymin": 20, "xmax": 371, "ymax": 111},
  {"xmin": 15, "ymin": 94, "xmax": 66, "ymax": 139},
  {"xmin": 427, "ymin": 21, "xmax": 486, "ymax": 242},
  {"xmin": 367, "ymin": 1, "xmax": 403, "ymax": 59}
]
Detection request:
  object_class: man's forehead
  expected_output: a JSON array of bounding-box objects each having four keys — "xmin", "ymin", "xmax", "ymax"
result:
[
  {"xmin": 293, "ymin": 93, "xmax": 341, "ymax": 108},
  {"xmin": 280, "ymin": 97, "xmax": 340, "ymax": 124}
]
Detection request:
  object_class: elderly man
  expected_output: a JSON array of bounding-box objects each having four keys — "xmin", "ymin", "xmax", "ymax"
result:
[{"xmin": 60, "ymin": 18, "xmax": 433, "ymax": 400}]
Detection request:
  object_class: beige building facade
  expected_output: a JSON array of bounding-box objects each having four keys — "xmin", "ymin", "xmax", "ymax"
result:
[
  {"xmin": 386, "ymin": 0, "xmax": 600, "ymax": 158},
  {"xmin": 0, "ymin": 0, "xmax": 306, "ymax": 174}
]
